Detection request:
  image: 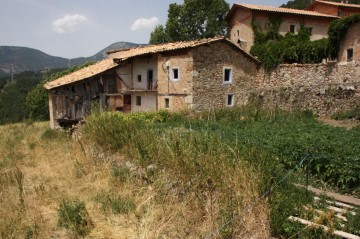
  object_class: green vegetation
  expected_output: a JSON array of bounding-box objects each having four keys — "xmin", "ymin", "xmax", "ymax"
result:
[
  {"xmin": 95, "ymin": 193, "xmax": 136, "ymax": 215},
  {"xmin": 0, "ymin": 71, "xmax": 51, "ymax": 124},
  {"xmin": 84, "ymin": 107, "xmax": 360, "ymax": 237},
  {"xmin": 149, "ymin": 0, "xmax": 229, "ymax": 44},
  {"xmin": 328, "ymin": 14, "xmax": 360, "ymax": 59},
  {"xmin": 57, "ymin": 199, "xmax": 93, "ymax": 237},
  {"xmin": 250, "ymin": 18, "xmax": 328, "ymax": 71}
]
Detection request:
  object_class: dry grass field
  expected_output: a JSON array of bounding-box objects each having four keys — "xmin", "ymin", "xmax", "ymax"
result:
[{"xmin": 0, "ymin": 121, "xmax": 269, "ymax": 239}]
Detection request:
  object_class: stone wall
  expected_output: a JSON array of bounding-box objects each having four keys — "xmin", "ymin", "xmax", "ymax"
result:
[
  {"xmin": 252, "ymin": 62, "xmax": 360, "ymax": 115},
  {"xmin": 192, "ymin": 41, "xmax": 259, "ymax": 111}
]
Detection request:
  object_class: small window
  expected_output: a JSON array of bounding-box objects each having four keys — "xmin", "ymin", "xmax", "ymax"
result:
[
  {"xmin": 289, "ymin": 24, "xmax": 296, "ymax": 34},
  {"xmin": 164, "ymin": 98, "xmax": 169, "ymax": 108},
  {"xmin": 224, "ymin": 68, "xmax": 232, "ymax": 83},
  {"xmin": 226, "ymin": 94, "xmax": 234, "ymax": 106},
  {"xmin": 171, "ymin": 67, "xmax": 180, "ymax": 81},
  {"xmin": 237, "ymin": 30, "xmax": 240, "ymax": 37},
  {"xmin": 347, "ymin": 48, "xmax": 354, "ymax": 62},
  {"xmin": 136, "ymin": 96, "xmax": 141, "ymax": 106},
  {"xmin": 137, "ymin": 74, "xmax": 142, "ymax": 82}
]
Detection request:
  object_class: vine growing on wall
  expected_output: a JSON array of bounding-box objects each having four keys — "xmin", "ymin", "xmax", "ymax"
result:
[
  {"xmin": 327, "ymin": 14, "xmax": 360, "ymax": 59},
  {"xmin": 250, "ymin": 16, "xmax": 328, "ymax": 72}
]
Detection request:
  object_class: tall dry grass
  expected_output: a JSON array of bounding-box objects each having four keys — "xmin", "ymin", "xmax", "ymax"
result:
[{"xmin": 0, "ymin": 113, "xmax": 270, "ymax": 238}]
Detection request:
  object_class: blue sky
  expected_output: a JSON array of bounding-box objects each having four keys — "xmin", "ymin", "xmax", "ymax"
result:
[{"xmin": 0, "ymin": 0, "xmax": 285, "ymax": 58}]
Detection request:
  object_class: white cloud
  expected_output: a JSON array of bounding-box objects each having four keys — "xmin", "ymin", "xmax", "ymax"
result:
[
  {"xmin": 131, "ymin": 17, "xmax": 159, "ymax": 31},
  {"xmin": 52, "ymin": 14, "xmax": 87, "ymax": 34}
]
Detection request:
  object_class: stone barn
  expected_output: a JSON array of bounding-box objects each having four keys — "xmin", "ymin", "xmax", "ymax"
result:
[{"xmin": 44, "ymin": 37, "xmax": 260, "ymax": 128}]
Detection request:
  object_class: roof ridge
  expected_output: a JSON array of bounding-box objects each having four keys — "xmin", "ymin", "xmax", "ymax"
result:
[
  {"xmin": 314, "ymin": 0, "xmax": 360, "ymax": 8},
  {"xmin": 231, "ymin": 2, "xmax": 339, "ymax": 18}
]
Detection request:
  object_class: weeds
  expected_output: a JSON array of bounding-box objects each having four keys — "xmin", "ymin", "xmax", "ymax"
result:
[
  {"xmin": 95, "ymin": 193, "xmax": 136, "ymax": 215},
  {"xmin": 112, "ymin": 166, "xmax": 131, "ymax": 183},
  {"xmin": 57, "ymin": 199, "xmax": 93, "ymax": 237}
]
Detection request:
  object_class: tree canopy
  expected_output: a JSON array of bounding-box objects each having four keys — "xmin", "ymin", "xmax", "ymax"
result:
[{"xmin": 149, "ymin": 0, "xmax": 230, "ymax": 44}]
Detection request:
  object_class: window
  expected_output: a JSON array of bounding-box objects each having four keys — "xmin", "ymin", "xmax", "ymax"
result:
[
  {"xmin": 237, "ymin": 30, "xmax": 240, "ymax": 37},
  {"xmin": 289, "ymin": 24, "xmax": 296, "ymax": 34},
  {"xmin": 164, "ymin": 98, "xmax": 169, "ymax": 108},
  {"xmin": 136, "ymin": 96, "xmax": 141, "ymax": 106},
  {"xmin": 226, "ymin": 94, "xmax": 234, "ymax": 106},
  {"xmin": 171, "ymin": 67, "xmax": 180, "ymax": 81},
  {"xmin": 137, "ymin": 74, "xmax": 142, "ymax": 82},
  {"xmin": 347, "ymin": 48, "xmax": 354, "ymax": 62},
  {"xmin": 223, "ymin": 68, "xmax": 232, "ymax": 83}
]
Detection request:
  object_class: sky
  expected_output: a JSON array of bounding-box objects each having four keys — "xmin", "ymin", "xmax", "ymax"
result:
[{"xmin": 0, "ymin": 0, "xmax": 285, "ymax": 59}]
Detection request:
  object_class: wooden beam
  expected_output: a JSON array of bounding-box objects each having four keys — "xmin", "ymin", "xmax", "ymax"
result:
[{"xmin": 288, "ymin": 216, "xmax": 360, "ymax": 239}]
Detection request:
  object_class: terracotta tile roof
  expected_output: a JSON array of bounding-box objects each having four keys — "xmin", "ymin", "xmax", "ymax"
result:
[
  {"xmin": 227, "ymin": 3, "xmax": 339, "ymax": 20},
  {"xmin": 44, "ymin": 37, "xmax": 260, "ymax": 90},
  {"xmin": 108, "ymin": 37, "xmax": 258, "ymax": 62},
  {"xmin": 311, "ymin": 0, "xmax": 360, "ymax": 9},
  {"xmin": 44, "ymin": 59, "xmax": 117, "ymax": 90}
]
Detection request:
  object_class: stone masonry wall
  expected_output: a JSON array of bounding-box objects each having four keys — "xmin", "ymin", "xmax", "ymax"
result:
[
  {"xmin": 252, "ymin": 62, "xmax": 360, "ymax": 115},
  {"xmin": 192, "ymin": 41, "xmax": 259, "ymax": 111}
]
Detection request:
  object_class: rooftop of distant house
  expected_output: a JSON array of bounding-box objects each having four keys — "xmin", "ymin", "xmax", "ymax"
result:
[
  {"xmin": 227, "ymin": 3, "xmax": 340, "ymax": 21},
  {"xmin": 309, "ymin": 0, "xmax": 360, "ymax": 9}
]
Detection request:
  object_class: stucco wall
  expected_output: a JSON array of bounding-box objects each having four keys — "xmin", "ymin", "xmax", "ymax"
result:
[
  {"xmin": 131, "ymin": 92, "xmax": 157, "ymax": 112},
  {"xmin": 252, "ymin": 62, "xmax": 360, "ymax": 115},
  {"xmin": 229, "ymin": 10, "xmax": 332, "ymax": 52},
  {"xmin": 338, "ymin": 23, "xmax": 360, "ymax": 62},
  {"xmin": 192, "ymin": 41, "xmax": 259, "ymax": 111}
]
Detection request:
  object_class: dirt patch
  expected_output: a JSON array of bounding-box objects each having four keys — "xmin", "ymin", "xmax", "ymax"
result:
[{"xmin": 318, "ymin": 117, "xmax": 360, "ymax": 130}]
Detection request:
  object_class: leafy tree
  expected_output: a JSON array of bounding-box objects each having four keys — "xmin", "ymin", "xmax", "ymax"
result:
[
  {"xmin": 0, "ymin": 71, "xmax": 43, "ymax": 124},
  {"xmin": 149, "ymin": 25, "xmax": 171, "ymax": 45},
  {"xmin": 149, "ymin": 0, "xmax": 229, "ymax": 44}
]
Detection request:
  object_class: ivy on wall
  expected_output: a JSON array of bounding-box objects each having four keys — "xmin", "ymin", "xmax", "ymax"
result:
[
  {"xmin": 327, "ymin": 14, "xmax": 360, "ymax": 59},
  {"xmin": 250, "ymin": 16, "xmax": 328, "ymax": 71}
]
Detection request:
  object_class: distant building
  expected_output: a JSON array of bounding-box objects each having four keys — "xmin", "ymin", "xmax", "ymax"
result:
[
  {"xmin": 338, "ymin": 21, "xmax": 360, "ymax": 62},
  {"xmin": 308, "ymin": 0, "xmax": 360, "ymax": 17},
  {"xmin": 227, "ymin": 3, "xmax": 338, "ymax": 52},
  {"xmin": 44, "ymin": 37, "xmax": 260, "ymax": 128}
]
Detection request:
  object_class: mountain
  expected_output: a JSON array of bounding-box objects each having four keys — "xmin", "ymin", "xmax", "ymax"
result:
[
  {"xmin": 0, "ymin": 42, "xmax": 144, "ymax": 74},
  {"xmin": 281, "ymin": 0, "xmax": 360, "ymax": 9},
  {"xmin": 70, "ymin": 42, "xmax": 143, "ymax": 66}
]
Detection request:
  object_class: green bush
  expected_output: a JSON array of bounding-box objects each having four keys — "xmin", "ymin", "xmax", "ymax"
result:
[{"xmin": 57, "ymin": 199, "xmax": 92, "ymax": 236}]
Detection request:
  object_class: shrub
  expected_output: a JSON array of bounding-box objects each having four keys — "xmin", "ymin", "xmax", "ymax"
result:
[{"xmin": 57, "ymin": 199, "xmax": 93, "ymax": 236}]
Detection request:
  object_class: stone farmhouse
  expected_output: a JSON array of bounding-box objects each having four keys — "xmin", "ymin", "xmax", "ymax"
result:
[
  {"xmin": 338, "ymin": 21, "xmax": 360, "ymax": 62},
  {"xmin": 308, "ymin": 0, "xmax": 360, "ymax": 17},
  {"xmin": 227, "ymin": 3, "xmax": 338, "ymax": 52},
  {"xmin": 44, "ymin": 37, "xmax": 260, "ymax": 128}
]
